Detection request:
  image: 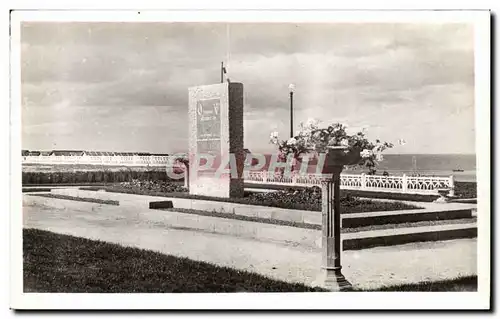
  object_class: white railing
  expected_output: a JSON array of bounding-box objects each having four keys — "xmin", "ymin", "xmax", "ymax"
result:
[
  {"xmin": 243, "ymin": 171, "xmax": 455, "ymax": 196},
  {"xmin": 23, "ymin": 155, "xmax": 455, "ymax": 195},
  {"xmin": 22, "ymin": 155, "xmax": 176, "ymax": 167}
]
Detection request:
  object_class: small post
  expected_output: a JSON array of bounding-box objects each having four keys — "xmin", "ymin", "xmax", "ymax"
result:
[
  {"xmin": 402, "ymin": 174, "xmax": 408, "ymax": 193},
  {"xmin": 448, "ymin": 175, "xmax": 455, "ymax": 197},
  {"xmin": 262, "ymin": 171, "xmax": 268, "ymax": 183},
  {"xmin": 317, "ymin": 166, "xmax": 352, "ymax": 291}
]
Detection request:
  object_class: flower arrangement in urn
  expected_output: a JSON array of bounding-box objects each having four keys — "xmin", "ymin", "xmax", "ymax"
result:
[{"xmin": 270, "ymin": 119, "xmax": 394, "ymax": 174}]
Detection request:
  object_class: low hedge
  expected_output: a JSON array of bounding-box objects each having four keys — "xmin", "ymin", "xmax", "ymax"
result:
[
  {"xmin": 22, "ymin": 170, "xmax": 184, "ymax": 185},
  {"xmin": 453, "ymin": 181, "xmax": 477, "ymax": 199},
  {"xmin": 22, "ymin": 188, "xmax": 51, "ymax": 193}
]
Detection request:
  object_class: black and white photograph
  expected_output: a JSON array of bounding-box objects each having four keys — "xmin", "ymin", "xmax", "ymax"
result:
[{"xmin": 8, "ymin": 9, "xmax": 491, "ymax": 310}]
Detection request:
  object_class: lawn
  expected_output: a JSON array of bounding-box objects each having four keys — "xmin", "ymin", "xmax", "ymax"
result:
[
  {"xmin": 357, "ymin": 276, "xmax": 477, "ymax": 292},
  {"xmin": 23, "ymin": 228, "xmax": 322, "ymax": 293},
  {"xmin": 82, "ymin": 180, "xmax": 422, "ymax": 214},
  {"xmin": 23, "ymin": 229, "xmax": 477, "ymax": 293}
]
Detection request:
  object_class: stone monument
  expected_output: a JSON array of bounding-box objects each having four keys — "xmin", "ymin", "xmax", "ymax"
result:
[{"xmin": 188, "ymin": 82, "xmax": 245, "ymax": 198}]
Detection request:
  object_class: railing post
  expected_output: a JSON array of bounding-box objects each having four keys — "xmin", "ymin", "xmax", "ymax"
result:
[
  {"xmin": 184, "ymin": 164, "xmax": 189, "ymax": 189},
  {"xmin": 360, "ymin": 173, "xmax": 366, "ymax": 190},
  {"xmin": 402, "ymin": 174, "xmax": 408, "ymax": 193},
  {"xmin": 291, "ymin": 172, "xmax": 298, "ymax": 185},
  {"xmin": 448, "ymin": 175, "xmax": 455, "ymax": 197},
  {"xmin": 262, "ymin": 171, "xmax": 268, "ymax": 183}
]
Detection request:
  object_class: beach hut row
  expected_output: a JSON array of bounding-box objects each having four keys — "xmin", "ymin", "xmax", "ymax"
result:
[{"xmin": 22, "ymin": 150, "xmax": 170, "ymax": 157}]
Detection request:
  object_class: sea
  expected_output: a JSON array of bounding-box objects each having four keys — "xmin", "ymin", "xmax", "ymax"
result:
[
  {"xmin": 254, "ymin": 153, "xmax": 477, "ymax": 182},
  {"xmin": 343, "ymin": 154, "xmax": 477, "ymax": 182}
]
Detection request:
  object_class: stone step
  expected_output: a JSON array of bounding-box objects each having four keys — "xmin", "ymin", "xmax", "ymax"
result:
[{"xmin": 342, "ymin": 223, "xmax": 477, "ymax": 251}]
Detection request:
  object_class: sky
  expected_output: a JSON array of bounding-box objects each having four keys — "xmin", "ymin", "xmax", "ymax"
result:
[{"xmin": 21, "ymin": 22, "xmax": 475, "ymax": 154}]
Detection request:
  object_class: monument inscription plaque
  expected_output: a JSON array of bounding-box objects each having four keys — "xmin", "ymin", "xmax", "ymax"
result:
[
  {"xmin": 188, "ymin": 82, "xmax": 244, "ymax": 198},
  {"xmin": 196, "ymin": 98, "xmax": 221, "ymax": 155}
]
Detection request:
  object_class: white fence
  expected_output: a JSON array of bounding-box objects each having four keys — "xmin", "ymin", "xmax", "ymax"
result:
[
  {"xmin": 22, "ymin": 155, "xmax": 175, "ymax": 167},
  {"xmin": 23, "ymin": 155, "xmax": 455, "ymax": 195},
  {"xmin": 244, "ymin": 171, "xmax": 455, "ymax": 196}
]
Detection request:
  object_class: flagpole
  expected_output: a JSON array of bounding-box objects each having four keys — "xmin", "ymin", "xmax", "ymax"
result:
[
  {"xmin": 221, "ymin": 62, "xmax": 224, "ymax": 83},
  {"xmin": 226, "ymin": 23, "xmax": 230, "ymax": 83}
]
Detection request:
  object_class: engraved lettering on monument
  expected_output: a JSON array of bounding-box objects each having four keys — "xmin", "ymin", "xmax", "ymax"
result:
[{"xmin": 196, "ymin": 98, "xmax": 221, "ymax": 155}]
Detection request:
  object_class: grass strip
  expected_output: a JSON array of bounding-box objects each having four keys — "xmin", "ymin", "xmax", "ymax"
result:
[
  {"xmin": 342, "ymin": 217, "xmax": 477, "ymax": 233},
  {"xmin": 23, "ymin": 228, "xmax": 323, "ymax": 293},
  {"xmin": 22, "ymin": 188, "xmax": 51, "ymax": 193},
  {"xmin": 357, "ymin": 275, "xmax": 477, "ymax": 292},
  {"xmin": 29, "ymin": 193, "xmax": 119, "ymax": 206},
  {"xmin": 159, "ymin": 208, "xmax": 476, "ymax": 233},
  {"xmin": 159, "ymin": 207, "xmax": 321, "ymax": 230}
]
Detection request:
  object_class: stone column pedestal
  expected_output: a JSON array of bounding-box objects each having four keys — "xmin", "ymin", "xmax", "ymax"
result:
[{"xmin": 316, "ymin": 165, "xmax": 353, "ymax": 291}]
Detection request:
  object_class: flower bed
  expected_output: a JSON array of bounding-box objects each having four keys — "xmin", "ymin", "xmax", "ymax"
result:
[
  {"xmin": 82, "ymin": 180, "xmax": 421, "ymax": 213},
  {"xmin": 453, "ymin": 181, "xmax": 477, "ymax": 199}
]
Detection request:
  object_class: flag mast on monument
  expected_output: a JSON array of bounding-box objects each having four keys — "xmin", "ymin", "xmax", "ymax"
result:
[
  {"xmin": 221, "ymin": 23, "xmax": 231, "ymax": 84},
  {"xmin": 221, "ymin": 62, "xmax": 230, "ymax": 83}
]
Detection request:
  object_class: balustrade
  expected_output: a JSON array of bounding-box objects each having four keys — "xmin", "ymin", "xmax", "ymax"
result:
[{"xmin": 23, "ymin": 156, "xmax": 455, "ymax": 195}]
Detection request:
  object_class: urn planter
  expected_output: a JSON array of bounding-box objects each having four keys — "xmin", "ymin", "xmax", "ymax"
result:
[
  {"xmin": 294, "ymin": 146, "xmax": 362, "ymax": 175},
  {"xmin": 321, "ymin": 146, "xmax": 362, "ymax": 175}
]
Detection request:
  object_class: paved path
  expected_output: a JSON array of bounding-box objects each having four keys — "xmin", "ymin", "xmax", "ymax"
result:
[{"xmin": 23, "ymin": 195, "xmax": 477, "ymax": 290}]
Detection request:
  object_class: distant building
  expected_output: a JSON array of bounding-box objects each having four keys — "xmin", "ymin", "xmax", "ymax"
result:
[
  {"xmin": 25, "ymin": 149, "xmax": 170, "ymax": 157},
  {"xmin": 49, "ymin": 150, "xmax": 85, "ymax": 156},
  {"xmin": 113, "ymin": 152, "xmax": 137, "ymax": 156},
  {"xmin": 83, "ymin": 151, "xmax": 117, "ymax": 156},
  {"xmin": 150, "ymin": 153, "xmax": 170, "ymax": 156}
]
